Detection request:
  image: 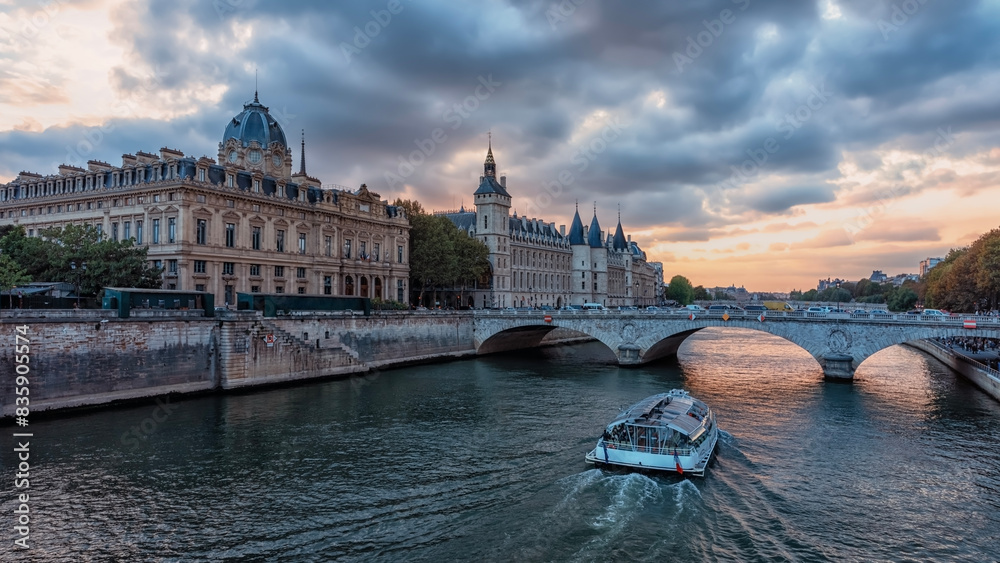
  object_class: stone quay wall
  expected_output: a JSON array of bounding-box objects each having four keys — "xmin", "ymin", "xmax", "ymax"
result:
[
  {"xmin": 0, "ymin": 311, "xmax": 478, "ymax": 418},
  {"xmin": 0, "ymin": 317, "xmax": 219, "ymax": 418},
  {"xmin": 907, "ymin": 339, "xmax": 1000, "ymax": 403}
]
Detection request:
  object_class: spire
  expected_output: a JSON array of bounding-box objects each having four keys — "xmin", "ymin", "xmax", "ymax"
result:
[
  {"xmin": 254, "ymin": 69, "xmax": 259, "ymax": 103},
  {"xmin": 484, "ymin": 131, "xmax": 496, "ymax": 177},
  {"xmin": 568, "ymin": 205, "xmax": 586, "ymax": 245},
  {"xmin": 588, "ymin": 205, "xmax": 603, "ymax": 248},
  {"xmin": 299, "ymin": 129, "xmax": 306, "ymax": 175},
  {"xmin": 613, "ymin": 207, "xmax": 627, "ymax": 251}
]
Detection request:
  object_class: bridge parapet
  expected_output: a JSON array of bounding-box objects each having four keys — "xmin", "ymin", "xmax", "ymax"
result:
[{"xmin": 475, "ymin": 308, "xmax": 1000, "ymax": 326}]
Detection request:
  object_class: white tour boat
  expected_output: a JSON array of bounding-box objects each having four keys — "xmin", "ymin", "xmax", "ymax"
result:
[{"xmin": 585, "ymin": 389, "xmax": 718, "ymax": 477}]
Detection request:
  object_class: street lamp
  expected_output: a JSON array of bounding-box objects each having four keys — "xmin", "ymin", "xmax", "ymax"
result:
[
  {"xmin": 635, "ymin": 281, "xmax": 640, "ymax": 306},
  {"xmin": 836, "ymin": 281, "xmax": 841, "ymax": 311},
  {"xmin": 70, "ymin": 260, "xmax": 87, "ymax": 309}
]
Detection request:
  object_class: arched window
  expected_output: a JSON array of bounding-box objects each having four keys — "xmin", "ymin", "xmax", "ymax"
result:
[
  {"xmin": 373, "ymin": 277, "xmax": 383, "ymax": 299},
  {"xmin": 345, "ymin": 276, "xmax": 355, "ymax": 296},
  {"xmin": 360, "ymin": 276, "xmax": 369, "ymax": 297}
]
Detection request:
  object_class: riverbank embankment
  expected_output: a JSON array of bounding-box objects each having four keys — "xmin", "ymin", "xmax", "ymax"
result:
[
  {"xmin": 907, "ymin": 339, "xmax": 1000, "ymax": 402},
  {"xmin": 0, "ymin": 310, "xmax": 594, "ymax": 419}
]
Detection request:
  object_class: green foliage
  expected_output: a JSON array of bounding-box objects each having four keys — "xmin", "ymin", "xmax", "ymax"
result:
[
  {"xmin": 391, "ymin": 198, "xmax": 426, "ymax": 218},
  {"xmin": 0, "ymin": 224, "xmax": 161, "ymax": 296},
  {"xmin": 409, "ymin": 213, "xmax": 458, "ymax": 293},
  {"xmin": 372, "ymin": 298, "xmax": 409, "ymax": 310},
  {"xmin": 666, "ymin": 275, "xmax": 695, "ymax": 305},
  {"xmin": 887, "ymin": 287, "xmax": 918, "ymax": 312},
  {"xmin": 692, "ymin": 285, "xmax": 710, "ymax": 301},
  {"xmin": 405, "ymin": 203, "xmax": 491, "ymax": 302},
  {"xmin": 923, "ymin": 228, "xmax": 1000, "ymax": 312},
  {"xmin": 0, "ymin": 254, "xmax": 30, "ymax": 293}
]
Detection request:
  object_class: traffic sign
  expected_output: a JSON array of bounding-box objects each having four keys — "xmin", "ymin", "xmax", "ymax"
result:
[{"xmin": 265, "ymin": 333, "xmax": 276, "ymax": 346}]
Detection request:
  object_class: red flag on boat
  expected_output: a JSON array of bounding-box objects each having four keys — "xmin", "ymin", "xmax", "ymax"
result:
[{"xmin": 674, "ymin": 452, "xmax": 684, "ymax": 475}]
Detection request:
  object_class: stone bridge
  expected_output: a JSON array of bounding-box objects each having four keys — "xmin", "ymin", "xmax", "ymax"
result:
[{"xmin": 473, "ymin": 310, "xmax": 1000, "ymax": 380}]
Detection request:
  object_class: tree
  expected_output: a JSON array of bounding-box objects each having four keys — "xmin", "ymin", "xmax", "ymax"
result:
[
  {"xmin": 0, "ymin": 254, "xmax": 30, "ymax": 309},
  {"xmin": 0, "ymin": 224, "xmax": 161, "ymax": 297},
  {"xmin": 975, "ymin": 230, "xmax": 1000, "ymax": 310},
  {"xmin": 408, "ymin": 213, "xmax": 459, "ymax": 304},
  {"xmin": 449, "ymin": 226, "xmax": 490, "ymax": 306},
  {"xmin": 666, "ymin": 275, "xmax": 695, "ymax": 305},
  {"xmin": 887, "ymin": 287, "xmax": 918, "ymax": 312},
  {"xmin": 693, "ymin": 286, "xmax": 710, "ymax": 300},
  {"xmin": 391, "ymin": 198, "xmax": 425, "ymax": 218}
]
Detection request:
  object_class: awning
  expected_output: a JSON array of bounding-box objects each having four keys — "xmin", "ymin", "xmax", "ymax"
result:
[{"xmin": 667, "ymin": 414, "xmax": 703, "ymax": 436}]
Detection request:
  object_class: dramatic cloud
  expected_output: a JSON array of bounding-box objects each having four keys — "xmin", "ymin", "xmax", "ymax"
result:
[{"xmin": 2, "ymin": 0, "xmax": 999, "ymax": 290}]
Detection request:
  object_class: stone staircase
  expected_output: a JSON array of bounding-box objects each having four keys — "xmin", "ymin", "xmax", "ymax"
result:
[{"xmin": 257, "ymin": 320, "xmax": 361, "ymax": 367}]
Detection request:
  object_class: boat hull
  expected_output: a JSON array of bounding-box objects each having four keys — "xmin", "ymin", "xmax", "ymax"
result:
[{"xmin": 585, "ymin": 430, "xmax": 718, "ymax": 477}]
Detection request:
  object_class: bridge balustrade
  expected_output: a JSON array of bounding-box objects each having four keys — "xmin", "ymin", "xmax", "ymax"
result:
[{"xmin": 475, "ymin": 308, "xmax": 1000, "ymax": 326}]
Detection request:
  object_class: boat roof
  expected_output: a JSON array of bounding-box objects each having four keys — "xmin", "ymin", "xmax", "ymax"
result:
[{"xmin": 609, "ymin": 390, "xmax": 708, "ymax": 437}]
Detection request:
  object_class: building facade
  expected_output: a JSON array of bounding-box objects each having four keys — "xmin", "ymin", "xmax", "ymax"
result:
[
  {"xmin": 919, "ymin": 257, "xmax": 943, "ymax": 278},
  {"xmin": 439, "ymin": 143, "xmax": 660, "ymax": 308},
  {"xmin": 0, "ymin": 93, "xmax": 410, "ymax": 306}
]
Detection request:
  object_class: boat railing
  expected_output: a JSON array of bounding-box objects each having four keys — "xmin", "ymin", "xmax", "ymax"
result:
[{"xmin": 598, "ymin": 439, "xmax": 692, "ymax": 457}]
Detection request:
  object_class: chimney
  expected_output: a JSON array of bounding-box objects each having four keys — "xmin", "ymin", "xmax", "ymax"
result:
[
  {"xmin": 500, "ymin": 175, "xmax": 506, "ymax": 187},
  {"xmin": 627, "ymin": 234, "xmax": 631, "ymax": 242},
  {"xmin": 560, "ymin": 225, "xmax": 566, "ymax": 235}
]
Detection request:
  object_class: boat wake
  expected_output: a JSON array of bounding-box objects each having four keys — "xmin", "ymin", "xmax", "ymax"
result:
[{"xmin": 532, "ymin": 469, "xmax": 706, "ymax": 560}]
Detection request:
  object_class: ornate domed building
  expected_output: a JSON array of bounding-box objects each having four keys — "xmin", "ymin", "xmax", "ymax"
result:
[
  {"xmin": 219, "ymin": 91, "xmax": 291, "ymax": 179},
  {"xmin": 0, "ymin": 93, "xmax": 411, "ymax": 306}
]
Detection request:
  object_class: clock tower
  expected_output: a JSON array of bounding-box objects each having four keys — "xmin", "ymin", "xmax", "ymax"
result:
[{"xmin": 473, "ymin": 137, "xmax": 512, "ymax": 307}]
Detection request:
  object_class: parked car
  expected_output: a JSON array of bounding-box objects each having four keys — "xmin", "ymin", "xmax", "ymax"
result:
[
  {"xmin": 744, "ymin": 305, "xmax": 767, "ymax": 312},
  {"xmin": 921, "ymin": 309, "xmax": 947, "ymax": 316},
  {"xmin": 685, "ymin": 304, "xmax": 705, "ymax": 311},
  {"xmin": 806, "ymin": 307, "xmax": 827, "ymax": 315},
  {"xmin": 870, "ymin": 309, "xmax": 889, "ymax": 315},
  {"xmin": 645, "ymin": 306, "xmax": 660, "ymax": 311}
]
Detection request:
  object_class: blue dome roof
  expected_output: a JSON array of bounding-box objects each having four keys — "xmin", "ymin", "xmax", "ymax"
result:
[{"xmin": 222, "ymin": 93, "xmax": 287, "ymax": 149}]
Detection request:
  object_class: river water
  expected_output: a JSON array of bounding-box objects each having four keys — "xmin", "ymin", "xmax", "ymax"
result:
[{"xmin": 4, "ymin": 328, "xmax": 1000, "ymax": 561}]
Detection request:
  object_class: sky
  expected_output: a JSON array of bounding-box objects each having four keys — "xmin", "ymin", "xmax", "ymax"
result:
[{"xmin": 1, "ymin": 0, "xmax": 999, "ymax": 292}]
